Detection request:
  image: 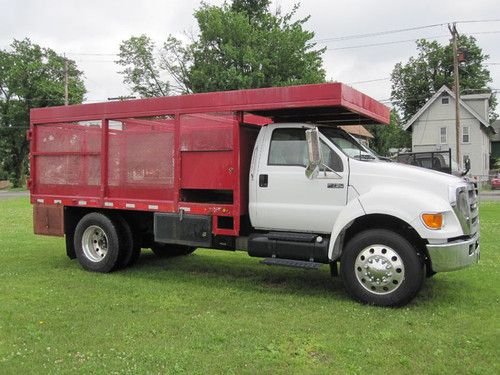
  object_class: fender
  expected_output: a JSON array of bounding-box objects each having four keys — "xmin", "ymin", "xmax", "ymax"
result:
[
  {"xmin": 328, "ymin": 193, "xmax": 365, "ymax": 260},
  {"xmin": 328, "ymin": 185, "xmax": 461, "ymax": 260}
]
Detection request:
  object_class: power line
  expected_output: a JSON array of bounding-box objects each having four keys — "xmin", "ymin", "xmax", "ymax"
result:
[
  {"xmin": 66, "ymin": 52, "xmax": 118, "ymax": 56},
  {"xmin": 315, "ymin": 18, "xmax": 500, "ymax": 44},
  {"xmin": 349, "ymin": 77, "xmax": 391, "ymax": 84},
  {"xmin": 3, "ymin": 27, "xmax": 499, "ymax": 61},
  {"xmin": 315, "ymin": 23, "xmax": 447, "ymax": 43},
  {"xmin": 326, "ymin": 31, "xmax": 500, "ymax": 51},
  {"xmin": 327, "ymin": 35, "xmax": 449, "ymax": 50},
  {"xmin": 74, "ymin": 60, "xmax": 117, "ymax": 62},
  {"xmin": 455, "ymin": 18, "xmax": 500, "ymax": 24},
  {"xmin": 61, "ymin": 31, "xmax": 500, "ymax": 60}
]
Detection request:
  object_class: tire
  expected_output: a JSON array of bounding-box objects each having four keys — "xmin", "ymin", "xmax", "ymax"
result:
[
  {"xmin": 127, "ymin": 241, "xmax": 141, "ymax": 266},
  {"xmin": 112, "ymin": 214, "xmax": 141, "ymax": 268},
  {"xmin": 74, "ymin": 212, "xmax": 123, "ymax": 273},
  {"xmin": 151, "ymin": 243, "xmax": 196, "ymax": 257},
  {"xmin": 340, "ymin": 229, "xmax": 424, "ymax": 307}
]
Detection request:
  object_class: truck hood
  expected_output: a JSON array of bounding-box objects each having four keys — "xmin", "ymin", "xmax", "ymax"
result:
[{"xmin": 350, "ymin": 159, "xmax": 465, "ymax": 196}]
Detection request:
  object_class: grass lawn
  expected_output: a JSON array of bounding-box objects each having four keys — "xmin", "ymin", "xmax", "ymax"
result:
[{"xmin": 0, "ymin": 198, "xmax": 499, "ymax": 374}]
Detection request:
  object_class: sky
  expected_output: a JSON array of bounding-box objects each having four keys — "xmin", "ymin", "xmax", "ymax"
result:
[{"xmin": 1, "ymin": 0, "xmax": 499, "ymax": 114}]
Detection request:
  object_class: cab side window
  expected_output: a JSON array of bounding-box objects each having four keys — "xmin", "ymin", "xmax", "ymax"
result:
[
  {"xmin": 268, "ymin": 128, "xmax": 343, "ymax": 172},
  {"xmin": 321, "ymin": 140, "xmax": 344, "ymax": 172},
  {"xmin": 268, "ymin": 128, "xmax": 308, "ymax": 166}
]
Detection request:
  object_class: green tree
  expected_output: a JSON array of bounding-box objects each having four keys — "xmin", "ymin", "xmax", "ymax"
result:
[
  {"xmin": 370, "ymin": 111, "xmax": 411, "ymax": 156},
  {"xmin": 117, "ymin": 0, "xmax": 325, "ymax": 96},
  {"xmin": 117, "ymin": 35, "xmax": 169, "ymax": 97},
  {"xmin": 231, "ymin": 0, "xmax": 271, "ymax": 20},
  {"xmin": 391, "ymin": 36, "xmax": 496, "ymax": 123},
  {"xmin": 0, "ymin": 39, "xmax": 86, "ymax": 187}
]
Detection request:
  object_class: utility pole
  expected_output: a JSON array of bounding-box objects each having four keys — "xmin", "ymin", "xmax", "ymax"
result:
[
  {"xmin": 448, "ymin": 23, "xmax": 461, "ymax": 168},
  {"xmin": 64, "ymin": 55, "xmax": 69, "ymax": 106}
]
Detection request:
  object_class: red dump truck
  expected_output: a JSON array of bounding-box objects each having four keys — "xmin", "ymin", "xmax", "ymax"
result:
[{"xmin": 30, "ymin": 83, "xmax": 480, "ymax": 306}]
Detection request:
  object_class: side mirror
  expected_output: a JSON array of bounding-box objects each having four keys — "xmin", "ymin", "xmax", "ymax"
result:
[{"xmin": 305, "ymin": 127, "xmax": 322, "ymax": 179}]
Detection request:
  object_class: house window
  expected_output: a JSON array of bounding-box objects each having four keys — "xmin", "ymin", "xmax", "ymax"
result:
[
  {"xmin": 439, "ymin": 127, "xmax": 447, "ymax": 144},
  {"xmin": 462, "ymin": 126, "xmax": 469, "ymax": 143},
  {"xmin": 442, "ymin": 97, "xmax": 449, "ymax": 104}
]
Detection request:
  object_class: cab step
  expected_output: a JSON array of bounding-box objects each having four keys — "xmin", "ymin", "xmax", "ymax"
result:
[{"xmin": 261, "ymin": 258, "xmax": 323, "ymax": 270}]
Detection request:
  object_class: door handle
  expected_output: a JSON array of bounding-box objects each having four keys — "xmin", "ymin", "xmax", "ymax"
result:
[{"xmin": 259, "ymin": 174, "xmax": 268, "ymax": 187}]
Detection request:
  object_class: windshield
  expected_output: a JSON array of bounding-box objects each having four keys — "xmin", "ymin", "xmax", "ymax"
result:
[{"xmin": 319, "ymin": 127, "xmax": 377, "ymax": 161}]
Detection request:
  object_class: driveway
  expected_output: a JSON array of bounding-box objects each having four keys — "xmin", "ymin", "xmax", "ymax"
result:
[
  {"xmin": 0, "ymin": 191, "xmax": 29, "ymax": 200},
  {"xmin": 479, "ymin": 190, "xmax": 500, "ymax": 202}
]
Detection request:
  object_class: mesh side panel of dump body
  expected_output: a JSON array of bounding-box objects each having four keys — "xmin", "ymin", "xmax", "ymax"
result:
[
  {"xmin": 33, "ymin": 117, "xmax": 176, "ymax": 201},
  {"xmin": 36, "ymin": 122, "xmax": 101, "ymax": 153},
  {"xmin": 180, "ymin": 113, "xmax": 234, "ymax": 152},
  {"xmin": 106, "ymin": 118, "xmax": 175, "ymax": 201},
  {"xmin": 34, "ymin": 121, "xmax": 101, "ymax": 195}
]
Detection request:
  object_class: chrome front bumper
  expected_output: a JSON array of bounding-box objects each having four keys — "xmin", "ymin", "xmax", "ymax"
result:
[{"xmin": 426, "ymin": 232, "xmax": 480, "ymax": 272}]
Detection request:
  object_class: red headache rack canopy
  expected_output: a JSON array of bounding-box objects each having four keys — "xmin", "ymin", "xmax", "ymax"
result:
[{"xmin": 31, "ymin": 83, "xmax": 390, "ymax": 126}]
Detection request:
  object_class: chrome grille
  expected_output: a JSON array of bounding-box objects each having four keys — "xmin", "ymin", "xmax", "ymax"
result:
[{"xmin": 467, "ymin": 182, "xmax": 479, "ymax": 233}]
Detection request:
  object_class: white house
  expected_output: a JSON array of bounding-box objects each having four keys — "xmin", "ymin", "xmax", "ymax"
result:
[{"xmin": 403, "ymin": 85, "xmax": 495, "ymax": 180}]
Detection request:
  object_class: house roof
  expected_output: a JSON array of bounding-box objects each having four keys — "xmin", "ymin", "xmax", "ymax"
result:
[
  {"xmin": 402, "ymin": 85, "xmax": 492, "ymax": 131},
  {"xmin": 340, "ymin": 125, "xmax": 374, "ymax": 139},
  {"xmin": 461, "ymin": 93, "xmax": 492, "ymax": 100}
]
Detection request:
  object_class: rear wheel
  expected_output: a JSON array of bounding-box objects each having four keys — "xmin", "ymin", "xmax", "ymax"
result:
[
  {"xmin": 151, "ymin": 243, "xmax": 196, "ymax": 257},
  {"xmin": 113, "ymin": 214, "xmax": 141, "ymax": 268},
  {"xmin": 340, "ymin": 229, "xmax": 424, "ymax": 307},
  {"xmin": 74, "ymin": 213, "xmax": 122, "ymax": 273}
]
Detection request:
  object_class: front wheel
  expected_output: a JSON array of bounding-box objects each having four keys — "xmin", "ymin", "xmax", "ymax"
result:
[{"xmin": 340, "ymin": 229, "xmax": 424, "ymax": 307}]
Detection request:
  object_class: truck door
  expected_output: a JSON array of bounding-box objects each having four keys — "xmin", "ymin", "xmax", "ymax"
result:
[{"xmin": 252, "ymin": 124, "xmax": 348, "ymax": 234}]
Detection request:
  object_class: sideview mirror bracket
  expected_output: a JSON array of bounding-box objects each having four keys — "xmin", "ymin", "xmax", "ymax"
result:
[{"xmin": 305, "ymin": 127, "xmax": 322, "ymax": 179}]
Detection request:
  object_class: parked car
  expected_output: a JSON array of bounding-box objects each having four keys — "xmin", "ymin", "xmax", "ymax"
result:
[{"xmin": 492, "ymin": 174, "xmax": 500, "ymax": 189}]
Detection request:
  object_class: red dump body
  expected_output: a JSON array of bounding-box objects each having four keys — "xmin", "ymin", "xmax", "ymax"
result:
[{"xmin": 29, "ymin": 83, "xmax": 389, "ymax": 237}]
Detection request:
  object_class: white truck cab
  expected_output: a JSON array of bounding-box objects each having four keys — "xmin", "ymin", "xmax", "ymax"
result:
[{"xmin": 248, "ymin": 123, "xmax": 480, "ymax": 306}]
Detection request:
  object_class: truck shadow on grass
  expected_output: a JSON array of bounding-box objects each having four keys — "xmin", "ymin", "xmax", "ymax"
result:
[
  {"xmin": 122, "ymin": 251, "xmax": 350, "ymax": 300},
  {"xmin": 109, "ymin": 250, "xmax": 461, "ymax": 306},
  {"xmin": 46, "ymin": 248, "xmax": 471, "ymax": 307}
]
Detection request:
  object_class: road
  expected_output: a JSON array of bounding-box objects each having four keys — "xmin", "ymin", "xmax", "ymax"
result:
[
  {"xmin": 0, "ymin": 191, "xmax": 29, "ymax": 200},
  {"xmin": 479, "ymin": 190, "xmax": 500, "ymax": 202}
]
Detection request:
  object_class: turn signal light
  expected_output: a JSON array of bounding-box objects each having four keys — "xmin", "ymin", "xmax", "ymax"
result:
[{"xmin": 422, "ymin": 213, "xmax": 443, "ymax": 229}]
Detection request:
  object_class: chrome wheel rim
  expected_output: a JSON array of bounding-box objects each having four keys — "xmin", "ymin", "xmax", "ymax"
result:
[
  {"xmin": 82, "ymin": 225, "xmax": 108, "ymax": 262},
  {"xmin": 355, "ymin": 244, "xmax": 405, "ymax": 295}
]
